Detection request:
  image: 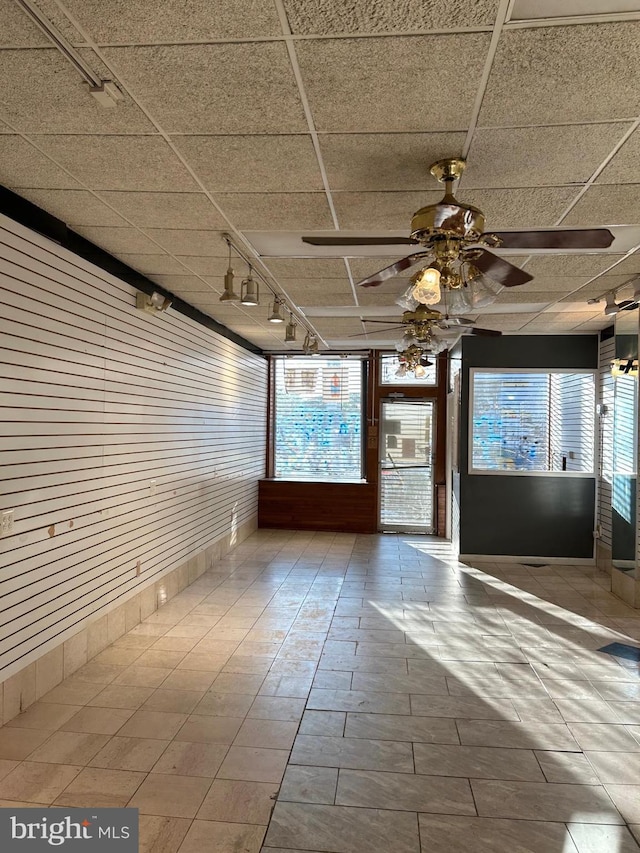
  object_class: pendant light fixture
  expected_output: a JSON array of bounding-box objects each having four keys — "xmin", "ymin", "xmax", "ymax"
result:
[
  {"xmin": 240, "ymin": 265, "xmax": 260, "ymax": 305},
  {"xmin": 285, "ymin": 313, "xmax": 297, "ymax": 341},
  {"xmin": 219, "ymin": 239, "xmax": 239, "ymax": 302}
]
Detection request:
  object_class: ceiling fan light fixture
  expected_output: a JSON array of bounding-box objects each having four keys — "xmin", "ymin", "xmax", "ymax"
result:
[
  {"xmin": 411, "ymin": 266, "xmax": 441, "ymax": 305},
  {"xmin": 467, "ymin": 273, "xmax": 498, "ymax": 309},
  {"xmin": 445, "ymin": 286, "xmax": 473, "ymax": 314}
]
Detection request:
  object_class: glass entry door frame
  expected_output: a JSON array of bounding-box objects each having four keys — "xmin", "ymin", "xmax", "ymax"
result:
[{"xmin": 378, "ymin": 398, "xmax": 435, "ymax": 533}]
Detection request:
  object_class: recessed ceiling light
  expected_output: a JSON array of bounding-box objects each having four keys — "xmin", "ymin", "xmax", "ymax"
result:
[{"xmin": 509, "ymin": 0, "xmax": 640, "ymax": 21}]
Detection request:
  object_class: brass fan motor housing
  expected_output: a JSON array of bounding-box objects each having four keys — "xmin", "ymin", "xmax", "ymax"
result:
[{"xmin": 410, "ymin": 157, "xmax": 485, "ymax": 244}]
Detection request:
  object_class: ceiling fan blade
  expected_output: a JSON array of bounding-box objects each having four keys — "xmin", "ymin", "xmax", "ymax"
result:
[
  {"xmin": 467, "ymin": 249, "xmax": 533, "ymax": 288},
  {"xmin": 471, "ymin": 327, "xmax": 502, "ymax": 337},
  {"xmin": 488, "ymin": 228, "xmax": 614, "ymax": 250},
  {"xmin": 361, "ymin": 318, "xmax": 405, "ymax": 324},
  {"xmin": 347, "ymin": 326, "xmax": 404, "ymax": 338},
  {"xmin": 358, "ymin": 253, "xmax": 431, "ymax": 288},
  {"xmin": 444, "ymin": 316, "xmax": 475, "ymax": 326},
  {"xmin": 302, "ymin": 235, "xmax": 418, "ymax": 247}
]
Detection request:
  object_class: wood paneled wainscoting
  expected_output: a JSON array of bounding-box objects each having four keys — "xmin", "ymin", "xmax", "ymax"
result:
[{"xmin": 258, "ymin": 480, "xmax": 377, "ymax": 534}]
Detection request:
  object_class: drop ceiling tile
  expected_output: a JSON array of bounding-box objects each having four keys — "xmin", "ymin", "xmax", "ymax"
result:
[
  {"xmin": 464, "ymin": 124, "xmax": 630, "ymax": 189},
  {"xmin": 34, "ymin": 135, "xmax": 197, "ymax": 192},
  {"xmin": 523, "ymin": 255, "xmax": 624, "ymax": 278},
  {"xmin": 174, "ymin": 135, "xmax": 324, "ymax": 192},
  {"xmin": 605, "ymin": 253, "xmax": 640, "ymax": 276},
  {"xmin": 597, "ymin": 129, "xmax": 640, "ymax": 184},
  {"xmin": 143, "ymin": 229, "xmax": 227, "ymax": 256},
  {"xmin": 296, "ymin": 33, "xmax": 492, "ymax": 132},
  {"xmin": 175, "ymin": 256, "xmax": 230, "ymax": 276},
  {"xmin": 284, "ymin": 0, "xmax": 499, "ymax": 33},
  {"xmin": 282, "ymin": 284, "xmax": 356, "ymax": 307},
  {"xmin": 104, "ymin": 44, "xmax": 307, "ymax": 133},
  {"xmin": 146, "ymin": 275, "xmax": 216, "ymax": 293},
  {"xmin": 512, "ymin": 275, "xmax": 590, "ymax": 293},
  {"xmin": 99, "ymin": 191, "xmax": 226, "ymax": 229},
  {"xmin": 462, "ymin": 187, "xmax": 579, "ymax": 229},
  {"xmin": 214, "ymin": 193, "xmax": 334, "ymax": 230},
  {"xmin": 333, "ymin": 191, "xmax": 440, "ymax": 230},
  {"xmin": 73, "ymin": 225, "xmax": 161, "ymax": 254},
  {"xmin": 60, "ymin": 0, "xmax": 282, "ymax": 42},
  {"xmin": 494, "ymin": 291, "xmax": 557, "ymax": 305},
  {"xmin": 112, "ymin": 254, "xmax": 189, "ymax": 274},
  {"xmin": 559, "ymin": 277, "xmax": 636, "ymax": 302},
  {"xmin": 479, "ymin": 22, "xmax": 640, "ymax": 126},
  {"xmin": 319, "ymin": 132, "xmax": 467, "ymax": 191},
  {"xmin": 357, "ymin": 288, "xmax": 406, "ymax": 306},
  {"xmin": 563, "ymin": 185, "xmax": 640, "ymax": 226},
  {"xmin": 0, "ymin": 136, "xmax": 79, "ymax": 189},
  {"xmin": 14, "ymin": 188, "xmax": 125, "ymax": 226},
  {"xmin": 0, "ymin": 49, "xmax": 153, "ymax": 133},
  {"xmin": 0, "ymin": 0, "xmax": 53, "ymax": 46},
  {"xmin": 279, "ymin": 276, "xmax": 352, "ymax": 294},
  {"xmin": 471, "ymin": 313, "xmax": 539, "ymax": 329},
  {"xmin": 264, "ymin": 259, "xmax": 348, "ymax": 279}
]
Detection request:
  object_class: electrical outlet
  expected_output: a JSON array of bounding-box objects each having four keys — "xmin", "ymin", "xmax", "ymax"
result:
[
  {"xmin": 1, "ymin": 510, "xmax": 15, "ymax": 537},
  {"xmin": 149, "ymin": 480, "xmax": 157, "ymax": 496},
  {"xmin": 136, "ymin": 560, "xmax": 142, "ymax": 576}
]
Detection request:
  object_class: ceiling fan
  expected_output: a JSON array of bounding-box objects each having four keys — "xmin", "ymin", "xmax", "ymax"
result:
[{"xmin": 302, "ymin": 158, "xmax": 614, "ymax": 309}]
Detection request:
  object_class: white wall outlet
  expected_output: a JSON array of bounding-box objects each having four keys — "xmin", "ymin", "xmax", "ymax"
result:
[
  {"xmin": 1, "ymin": 510, "xmax": 15, "ymax": 537},
  {"xmin": 149, "ymin": 480, "xmax": 157, "ymax": 495}
]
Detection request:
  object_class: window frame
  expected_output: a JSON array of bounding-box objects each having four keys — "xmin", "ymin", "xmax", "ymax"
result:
[
  {"xmin": 270, "ymin": 355, "xmax": 367, "ymax": 482},
  {"xmin": 468, "ymin": 367, "xmax": 598, "ymax": 477}
]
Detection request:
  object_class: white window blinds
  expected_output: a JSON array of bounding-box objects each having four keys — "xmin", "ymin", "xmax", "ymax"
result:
[
  {"xmin": 470, "ymin": 370, "xmax": 595, "ymax": 474},
  {"xmin": 273, "ymin": 357, "xmax": 364, "ymax": 480}
]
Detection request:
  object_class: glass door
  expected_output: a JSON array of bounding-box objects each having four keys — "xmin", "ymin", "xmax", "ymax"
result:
[{"xmin": 379, "ymin": 400, "xmax": 435, "ymax": 533}]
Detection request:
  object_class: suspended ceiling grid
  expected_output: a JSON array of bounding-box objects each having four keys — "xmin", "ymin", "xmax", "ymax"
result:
[{"xmin": 1, "ymin": 0, "xmax": 640, "ymax": 350}]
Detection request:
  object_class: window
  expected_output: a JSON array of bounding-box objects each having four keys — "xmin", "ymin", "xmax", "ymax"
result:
[
  {"xmin": 273, "ymin": 357, "xmax": 364, "ymax": 480},
  {"xmin": 470, "ymin": 370, "xmax": 596, "ymax": 474},
  {"xmin": 379, "ymin": 353, "xmax": 437, "ymax": 386}
]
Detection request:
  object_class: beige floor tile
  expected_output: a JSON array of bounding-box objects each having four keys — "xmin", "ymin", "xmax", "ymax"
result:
[
  {"xmin": 290, "ymin": 734, "xmax": 413, "ymax": 773},
  {"xmin": 142, "ymin": 689, "xmax": 204, "ymax": 714},
  {"xmin": 61, "ymin": 706, "xmax": 134, "ymax": 735},
  {"xmin": 40, "ymin": 680, "xmax": 104, "ymax": 705},
  {"xmin": 211, "ymin": 674, "xmax": 265, "ymax": 694},
  {"xmin": 198, "ymin": 779, "xmax": 279, "ymax": 823},
  {"xmin": 585, "ymin": 751, "xmax": 640, "ymax": 784},
  {"xmin": 93, "ymin": 647, "xmax": 144, "ymax": 667},
  {"xmin": 74, "ymin": 662, "xmax": 126, "ymax": 684},
  {"xmin": 217, "ymin": 746, "xmax": 289, "ymax": 783},
  {"xmin": 159, "ymin": 670, "xmax": 217, "ymax": 692},
  {"xmin": 177, "ymin": 653, "xmax": 231, "ymax": 671},
  {"xmin": 567, "ymin": 723, "xmax": 640, "ymax": 751},
  {"xmin": 174, "ymin": 715, "xmax": 243, "ymax": 744},
  {"xmin": 279, "ymin": 766, "xmax": 338, "ymax": 805},
  {"xmin": 307, "ymin": 688, "xmax": 410, "ymax": 714},
  {"xmin": 116, "ymin": 710, "xmax": 187, "ymax": 740},
  {"xmin": 0, "ymin": 760, "xmax": 20, "ymax": 781},
  {"xmin": 266, "ymin": 801, "xmax": 420, "ymax": 853},
  {"xmin": 192, "ymin": 691, "xmax": 254, "ymax": 717},
  {"xmin": 344, "ymin": 712, "xmax": 459, "ymax": 744},
  {"xmin": 151, "ymin": 636, "xmax": 200, "ymax": 652},
  {"xmin": 28, "ymin": 731, "xmax": 110, "ymax": 765},
  {"xmin": 135, "ymin": 650, "xmax": 189, "ymax": 669},
  {"xmin": 88, "ymin": 685, "xmax": 155, "ymax": 709},
  {"xmin": 234, "ymin": 719, "xmax": 298, "ymax": 750},
  {"xmin": 5, "ymin": 702, "xmax": 82, "ymax": 731},
  {"xmin": 128, "ymin": 773, "xmax": 212, "ymax": 818},
  {"xmin": 417, "ymin": 814, "xmax": 574, "ymax": 853},
  {"xmin": 457, "ymin": 720, "xmax": 580, "ymax": 750},
  {"xmin": 338, "ymin": 767, "xmax": 476, "ymax": 815},
  {"xmin": 114, "ymin": 666, "xmax": 174, "ymax": 688},
  {"xmin": 139, "ymin": 815, "xmax": 191, "ymax": 853},
  {"xmin": 151, "ymin": 741, "xmax": 228, "ymax": 777},
  {"xmin": 178, "ymin": 819, "xmax": 265, "ymax": 853},
  {"xmin": 604, "ymin": 785, "xmax": 640, "ymax": 823},
  {"xmin": 471, "ymin": 779, "xmax": 624, "ymax": 823},
  {"xmin": 299, "ymin": 711, "xmax": 346, "ymax": 737},
  {"xmin": 568, "ymin": 822, "xmax": 640, "ymax": 853},
  {"xmin": 89, "ymin": 736, "xmax": 170, "ymax": 772},
  {"xmin": 0, "ymin": 727, "xmax": 52, "ymax": 760},
  {"xmin": 413, "ymin": 743, "xmax": 545, "ymax": 781},
  {"xmin": 410, "ymin": 694, "xmax": 519, "ymax": 720},
  {"xmin": 55, "ymin": 766, "xmax": 145, "ymax": 807},
  {"xmin": 0, "ymin": 761, "xmax": 82, "ymax": 803},
  {"xmin": 534, "ymin": 750, "xmax": 600, "ymax": 783},
  {"xmin": 350, "ymin": 672, "xmax": 448, "ymax": 695}
]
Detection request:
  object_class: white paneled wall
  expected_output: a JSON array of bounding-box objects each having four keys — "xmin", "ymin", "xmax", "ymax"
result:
[
  {"xmin": 0, "ymin": 213, "xmax": 267, "ymax": 686},
  {"xmin": 598, "ymin": 335, "xmax": 615, "ymax": 553}
]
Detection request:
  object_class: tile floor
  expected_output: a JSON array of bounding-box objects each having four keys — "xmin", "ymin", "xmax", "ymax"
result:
[{"xmin": 1, "ymin": 531, "xmax": 640, "ymax": 852}]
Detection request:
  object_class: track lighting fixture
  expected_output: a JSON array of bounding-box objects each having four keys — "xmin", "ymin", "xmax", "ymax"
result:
[
  {"xmin": 604, "ymin": 291, "xmax": 637, "ymax": 315},
  {"xmin": 302, "ymin": 333, "xmax": 320, "ymax": 356},
  {"xmin": 136, "ymin": 291, "xmax": 172, "ymax": 314},
  {"xmin": 268, "ymin": 296, "xmax": 285, "ymax": 323},
  {"xmin": 285, "ymin": 314, "xmax": 297, "ymax": 342},
  {"xmin": 219, "ymin": 240, "xmax": 239, "ymax": 302},
  {"xmin": 240, "ymin": 266, "xmax": 259, "ymax": 305}
]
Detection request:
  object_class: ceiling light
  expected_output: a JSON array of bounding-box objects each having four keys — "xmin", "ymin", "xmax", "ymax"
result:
[
  {"xmin": 285, "ymin": 314, "xmax": 297, "ymax": 342},
  {"xmin": 240, "ymin": 267, "xmax": 259, "ymax": 305},
  {"xmin": 136, "ymin": 291, "xmax": 172, "ymax": 314},
  {"xmin": 603, "ymin": 291, "xmax": 636, "ymax": 315},
  {"xmin": 219, "ymin": 241, "xmax": 239, "ymax": 302},
  {"xmin": 411, "ymin": 266, "xmax": 441, "ymax": 305},
  {"xmin": 268, "ymin": 297, "xmax": 285, "ymax": 323}
]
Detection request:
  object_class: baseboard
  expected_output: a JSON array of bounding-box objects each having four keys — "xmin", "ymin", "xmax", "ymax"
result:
[
  {"xmin": 459, "ymin": 553, "xmax": 596, "ymax": 566},
  {"xmin": 0, "ymin": 515, "xmax": 258, "ymax": 725}
]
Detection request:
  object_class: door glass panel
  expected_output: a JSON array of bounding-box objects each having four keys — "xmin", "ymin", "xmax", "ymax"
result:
[{"xmin": 379, "ymin": 401, "xmax": 434, "ymax": 532}]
